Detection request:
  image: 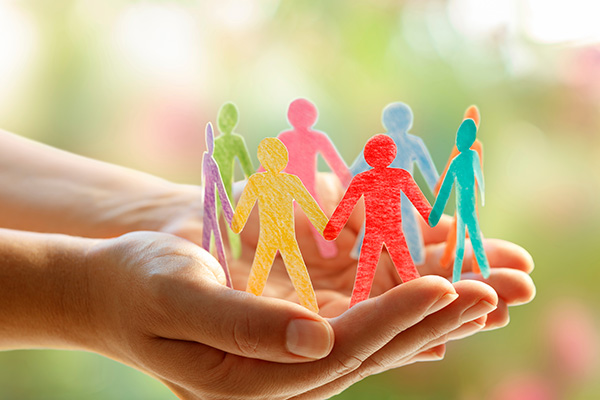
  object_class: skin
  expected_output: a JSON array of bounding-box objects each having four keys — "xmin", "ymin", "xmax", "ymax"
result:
[{"xmin": 0, "ymin": 129, "xmax": 536, "ymax": 399}]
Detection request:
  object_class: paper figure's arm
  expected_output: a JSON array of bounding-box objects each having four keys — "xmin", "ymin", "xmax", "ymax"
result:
[
  {"xmin": 473, "ymin": 151, "xmax": 485, "ymax": 206},
  {"xmin": 231, "ymin": 177, "xmax": 258, "ymax": 233},
  {"xmin": 323, "ymin": 177, "xmax": 362, "ymax": 240},
  {"xmin": 412, "ymin": 137, "xmax": 439, "ymax": 193},
  {"xmin": 317, "ymin": 134, "xmax": 352, "ymax": 187},
  {"xmin": 289, "ymin": 175, "xmax": 328, "ymax": 234},
  {"xmin": 234, "ymin": 136, "xmax": 255, "ymax": 177},
  {"xmin": 434, "ymin": 146, "xmax": 459, "ymax": 195},
  {"xmin": 400, "ymin": 170, "xmax": 432, "ymax": 221},
  {"xmin": 213, "ymin": 161, "xmax": 234, "ymax": 224},
  {"xmin": 349, "ymin": 150, "xmax": 369, "ymax": 176},
  {"xmin": 430, "ymin": 164, "xmax": 455, "ymax": 227}
]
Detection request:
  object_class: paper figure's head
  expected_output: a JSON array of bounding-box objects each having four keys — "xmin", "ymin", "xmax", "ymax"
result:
[
  {"xmin": 288, "ymin": 98, "xmax": 318, "ymax": 129},
  {"xmin": 456, "ymin": 119, "xmax": 477, "ymax": 152},
  {"xmin": 463, "ymin": 105, "xmax": 480, "ymax": 128},
  {"xmin": 258, "ymin": 137, "xmax": 288, "ymax": 173},
  {"xmin": 217, "ymin": 102, "xmax": 239, "ymax": 135},
  {"xmin": 364, "ymin": 134, "xmax": 396, "ymax": 168},
  {"xmin": 205, "ymin": 122, "xmax": 214, "ymax": 155},
  {"xmin": 382, "ymin": 102, "xmax": 413, "ymax": 133}
]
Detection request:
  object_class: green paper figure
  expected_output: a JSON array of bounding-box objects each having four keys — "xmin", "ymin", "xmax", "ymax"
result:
[
  {"xmin": 429, "ymin": 118, "xmax": 490, "ymax": 283},
  {"xmin": 213, "ymin": 102, "xmax": 255, "ymax": 258}
]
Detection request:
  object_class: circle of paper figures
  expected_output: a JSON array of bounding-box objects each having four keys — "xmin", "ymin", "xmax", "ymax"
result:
[{"xmin": 200, "ymin": 99, "xmax": 491, "ymax": 311}]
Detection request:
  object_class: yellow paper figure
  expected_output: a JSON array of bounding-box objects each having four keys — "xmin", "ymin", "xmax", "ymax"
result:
[{"xmin": 231, "ymin": 138, "xmax": 328, "ymax": 313}]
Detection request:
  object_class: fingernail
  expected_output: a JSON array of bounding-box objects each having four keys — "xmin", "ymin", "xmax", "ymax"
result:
[
  {"xmin": 427, "ymin": 293, "xmax": 459, "ymax": 314},
  {"xmin": 286, "ymin": 319, "xmax": 333, "ymax": 359},
  {"xmin": 461, "ymin": 300, "xmax": 497, "ymax": 322}
]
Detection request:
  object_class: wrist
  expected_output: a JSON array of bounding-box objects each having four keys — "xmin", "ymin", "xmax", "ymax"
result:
[
  {"xmin": 94, "ymin": 182, "xmax": 203, "ymax": 239},
  {"xmin": 0, "ymin": 230, "xmax": 100, "ymax": 352}
]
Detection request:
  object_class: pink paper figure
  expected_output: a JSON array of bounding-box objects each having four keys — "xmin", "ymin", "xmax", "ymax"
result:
[
  {"xmin": 324, "ymin": 134, "xmax": 432, "ymax": 307},
  {"xmin": 202, "ymin": 122, "xmax": 235, "ymax": 288},
  {"xmin": 268, "ymin": 98, "xmax": 352, "ymax": 258}
]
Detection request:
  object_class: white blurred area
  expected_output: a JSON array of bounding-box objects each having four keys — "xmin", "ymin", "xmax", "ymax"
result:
[
  {"xmin": 2, "ymin": 0, "xmax": 600, "ymax": 97},
  {"xmin": 449, "ymin": 0, "xmax": 600, "ymax": 44},
  {"xmin": 0, "ymin": 2, "xmax": 37, "ymax": 113}
]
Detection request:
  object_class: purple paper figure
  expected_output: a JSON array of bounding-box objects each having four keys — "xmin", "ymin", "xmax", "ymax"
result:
[
  {"xmin": 270, "ymin": 98, "xmax": 352, "ymax": 258},
  {"xmin": 202, "ymin": 122, "xmax": 235, "ymax": 288}
]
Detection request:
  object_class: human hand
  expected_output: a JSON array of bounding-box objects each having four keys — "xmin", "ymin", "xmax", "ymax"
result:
[{"xmin": 83, "ymin": 231, "xmax": 498, "ymax": 399}]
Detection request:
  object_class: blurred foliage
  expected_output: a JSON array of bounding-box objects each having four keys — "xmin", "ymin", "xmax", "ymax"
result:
[{"xmin": 0, "ymin": 0, "xmax": 599, "ymax": 399}]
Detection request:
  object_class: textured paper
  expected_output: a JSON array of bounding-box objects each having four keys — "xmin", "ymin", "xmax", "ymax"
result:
[
  {"xmin": 261, "ymin": 98, "xmax": 351, "ymax": 258},
  {"xmin": 213, "ymin": 102, "xmax": 255, "ymax": 259},
  {"xmin": 324, "ymin": 135, "xmax": 432, "ymax": 307},
  {"xmin": 202, "ymin": 122, "xmax": 235, "ymax": 288},
  {"xmin": 232, "ymin": 137, "xmax": 328, "ymax": 313},
  {"xmin": 349, "ymin": 102, "xmax": 438, "ymax": 264},
  {"xmin": 435, "ymin": 106, "xmax": 483, "ymax": 272},
  {"xmin": 429, "ymin": 119, "xmax": 490, "ymax": 283}
]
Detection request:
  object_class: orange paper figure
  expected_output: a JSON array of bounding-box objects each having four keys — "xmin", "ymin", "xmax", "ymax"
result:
[
  {"xmin": 231, "ymin": 138, "xmax": 328, "ymax": 313},
  {"xmin": 324, "ymin": 135, "xmax": 432, "ymax": 308},
  {"xmin": 434, "ymin": 106, "xmax": 483, "ymax": 272}
]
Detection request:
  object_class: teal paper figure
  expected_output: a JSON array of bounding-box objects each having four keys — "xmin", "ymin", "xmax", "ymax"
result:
[
  {"xmin": 213, "ymin": 102, "xmax": 255, "ymax": 259},
  {"xmin": 429, "ymin": 118, "xmax": 490, "ymax": 283},
  {"xmin": 350, "ymin": 102, "xmax": 439, "ymax": 264}
]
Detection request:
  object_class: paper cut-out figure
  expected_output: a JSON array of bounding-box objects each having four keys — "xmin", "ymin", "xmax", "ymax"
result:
[
  {"xmin": 265, "ymin": 98, "xmax": 351, "ymax": 258},
  {"xmin": 231, "ymin": 137, "xmax": 328, "ymax": 313},
  {"xmin": 350, "ymin": 102, "xmax": 439, "ymax": 264},
  {"xmin": 213, "ymin": 102, "xmax": 255, "ymax": 259},
  {"xmin": 202, "ymin": 122, "xmax": 235, "ymax": 288},
  {"xmin": 324, "ymin": 134, "xmax": 432, "ymax": 308},
  {"xmin": 429, "ymin": 119, "xmax": 490, "ymax": 283},
  {"xmin": 434, "ymin": 105, "xmax": 484, "ymax": 272}
]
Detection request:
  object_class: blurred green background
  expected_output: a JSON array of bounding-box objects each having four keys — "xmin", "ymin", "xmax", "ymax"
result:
[{"xmin": 0, "ymin": 0, "xmax": 599, "ymax": 399}]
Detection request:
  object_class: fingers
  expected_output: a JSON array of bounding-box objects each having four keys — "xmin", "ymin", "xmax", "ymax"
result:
[
  {"xmin": 420, "ymin": 238, "xmax": 535, "ymax": 277},
  {"xmin": 292, "ymin": 280, "xmax": 497, "ymax": 399},
  {"xmin": 463, "ymin": 268, "xmax": 536, "ymax": 305},
  {"xmin": 160, "ymin": 280, "xmax": 335, "ymax": 364},
  {"xmin": 357, "ymin": 280, "xmax": 496, "ymax": 372},
  {"xmin": 207, "ymin": 275, "xmax": 457, "ymax": 399}
]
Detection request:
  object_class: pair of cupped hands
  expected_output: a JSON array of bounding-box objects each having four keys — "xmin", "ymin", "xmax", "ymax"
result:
[{"xmin": 88, "ymin": 174, "xmax": 535, "ymax": 400}]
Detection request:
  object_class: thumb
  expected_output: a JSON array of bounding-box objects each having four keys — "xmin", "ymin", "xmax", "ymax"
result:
[{"xmin": 170, "ymin": 278, "xmax": 335, "ymax": 363}]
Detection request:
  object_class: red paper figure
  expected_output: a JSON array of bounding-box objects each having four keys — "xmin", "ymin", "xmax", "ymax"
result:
[{"xmin": 324, "ymin": 134, "xmax": 432, "ymax": 307}]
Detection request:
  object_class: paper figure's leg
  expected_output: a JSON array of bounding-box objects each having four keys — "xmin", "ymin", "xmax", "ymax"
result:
[
  {"xmin": 246, "ymin": 240, "xmax": 278, "ymax": 297},
  {"xmin": 280, "ymin": 240, "xmax": 319, "ymax": 313},
  {"xmin": 226, "ymin": 225, "xmax": 242, "ymax": 259},
  {"xmin": 465, "ymin": 218, "xmax": 490, "ymax": 279},
  {"xmin": 453, "ymin": 214, "xmax": 466, "ymax": 283},
  {"xmin": 213, "ymin": 224, "xmax": 232, "ymax": 289},
  {"xmin": 202, "ymin": 214, "xmax": 212, "ymax": 251},
  {"xmin": 311, "ymin": 225, "xmax": 338, "ymax": 258},
  {"xmin": 350, "ymin": 237, "xmax": 383, "ymax": 308},
  {"xmin": 217, "ymin": 195, "xmax": 242, "ymax": 259},
  {"xmin": 440, "ymin": 212, "xmax": 458, "ymax": 268},
  {"xmin": 387, "ymin": 234, "xmax": 420, "ymax": 282},
  {"xmin": 401, "ymin": 196, "xmax": 425, "ymax": 265},
  {"xmin": 350, "ymin": 223, "xmax": 365, "ymax": 260},
  {"xmin": 471, "ymin": 204, "xmax": 481, "ymax": 274}
]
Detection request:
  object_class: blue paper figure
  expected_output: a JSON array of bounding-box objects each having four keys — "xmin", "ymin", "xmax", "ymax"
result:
[
  {"xmin": 349, "ymin": 102, "xmax": 439, "ymax": 264},
  {"xmin": 429, "ymin": 118, "xmax": 490, "ymax": 283},
  {"xmin": 202, "ymin": 122, "xmax": 235, "ymax": 288}
]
